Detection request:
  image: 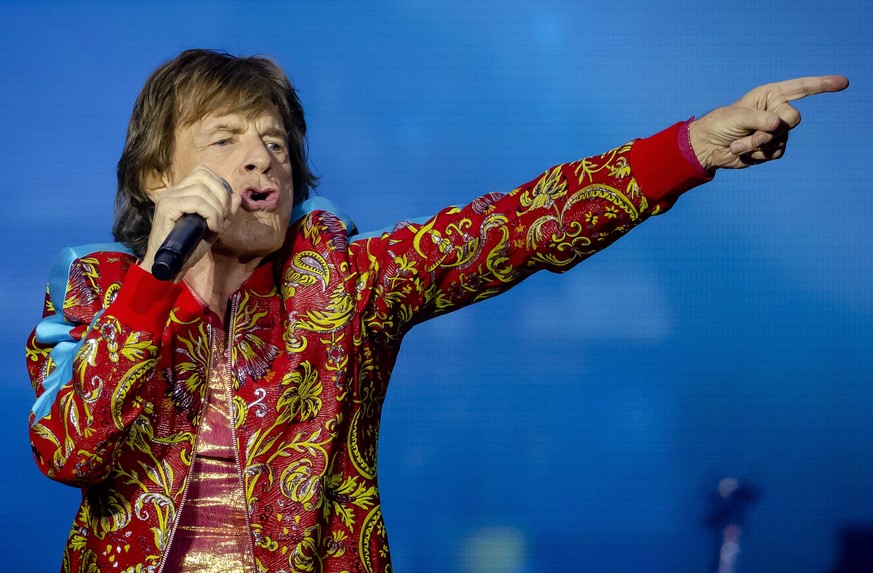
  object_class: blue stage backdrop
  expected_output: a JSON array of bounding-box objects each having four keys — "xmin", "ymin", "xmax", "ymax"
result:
[{"xmin": 2, "ymin": 2, "xmax": 871, "ymax": 572}]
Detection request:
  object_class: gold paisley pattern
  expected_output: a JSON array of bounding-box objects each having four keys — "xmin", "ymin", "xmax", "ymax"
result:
[
  {"xmin": 27, "ymin": 140, "xmax": 670, "ymax": 572},
  {"xmin": 278, "ymin": 361, "xmax": 324, "ymax": 422},
  {"xmin": 285, "ymin": 251, "xmax": 331, "ymax": 295}
]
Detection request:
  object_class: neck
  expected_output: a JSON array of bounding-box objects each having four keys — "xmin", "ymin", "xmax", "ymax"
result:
[{"xmin": 183, "ymin": 250, "xmax": 265, "ymax": 321}]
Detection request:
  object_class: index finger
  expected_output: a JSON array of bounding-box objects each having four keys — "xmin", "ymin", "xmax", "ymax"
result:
[
  {"xmin": 744, "ymin": 75, "xmax": 849, "ymax": 105},
  {"xmin": 174, "ymin": 167, "xmax": 234, "ymax": 200},
  {"xmin": 776, "ymin": 75, "xmax": 849, "ymax": 101}
]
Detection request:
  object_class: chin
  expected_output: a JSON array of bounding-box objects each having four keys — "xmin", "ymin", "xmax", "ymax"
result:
[{"xmin": 216, "ymin": 221, "xmax": 287, "ymax": 260}]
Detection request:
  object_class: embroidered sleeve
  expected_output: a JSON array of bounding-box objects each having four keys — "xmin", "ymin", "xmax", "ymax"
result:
[
  {"xmin": 351, "ymin": 122, "xmax": 711, "ymax": 343},
  {"xmin": 26, "ymin": 251, "xmax": 182, "ymax": 486}
]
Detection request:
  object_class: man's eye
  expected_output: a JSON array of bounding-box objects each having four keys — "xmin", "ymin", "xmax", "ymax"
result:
[
  {"xmin": 213, "ymin": 139, "xmax": 231, "ymax": 146},
  {"xmin": 267, "ymin": 141, "xmax": 286, "ymax": 152}
]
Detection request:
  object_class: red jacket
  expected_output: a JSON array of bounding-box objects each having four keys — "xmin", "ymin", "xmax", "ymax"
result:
[{"xmin": 27, "ymin": 123, "xmax": 708, "ymax": 572}]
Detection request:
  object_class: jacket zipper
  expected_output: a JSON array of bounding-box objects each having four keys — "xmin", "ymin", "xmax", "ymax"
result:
[
  {"xmin": 226, "ymin": 294, "xmax": 260, "ymax": 572},
  {"xmin": 155, "ymin": 321, "xmax": 213, "ymax": 573}
]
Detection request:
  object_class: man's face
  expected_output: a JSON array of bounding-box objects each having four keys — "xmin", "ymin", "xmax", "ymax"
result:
[{"xmin": 162, "ymin": 108, "xmax": 294, "ymax": 259}]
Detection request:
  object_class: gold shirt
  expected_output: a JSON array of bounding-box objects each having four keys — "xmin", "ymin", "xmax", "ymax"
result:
[{"xmin": 163, "ymin": 328, "xmax": 255, "ymax": 573}]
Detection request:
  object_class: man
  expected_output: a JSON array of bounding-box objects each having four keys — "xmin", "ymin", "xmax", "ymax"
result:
[{"xmin": 26, "ymin": 49, "xmax": 847, "ymax": 572}]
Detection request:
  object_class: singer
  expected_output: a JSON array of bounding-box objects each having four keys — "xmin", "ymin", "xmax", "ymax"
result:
[{"xmin": 26, "ymin": 49, "xmax": 847, "ymax": 573}]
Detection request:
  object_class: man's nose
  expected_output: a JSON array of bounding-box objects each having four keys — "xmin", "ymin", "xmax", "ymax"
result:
[{"xmin": 242, "ymin": 139, "xmax": 271, "ymax": 173}]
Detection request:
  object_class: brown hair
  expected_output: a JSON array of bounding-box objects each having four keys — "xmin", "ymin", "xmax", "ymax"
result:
[{"xmin": 114, "ymin": 49, "xmax": 316, "ymax": 257}]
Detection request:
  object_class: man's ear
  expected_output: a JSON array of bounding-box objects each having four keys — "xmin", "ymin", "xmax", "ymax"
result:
[{"xmin": 143, "ymin": 169, "xmax": 171, "ymax": 200}]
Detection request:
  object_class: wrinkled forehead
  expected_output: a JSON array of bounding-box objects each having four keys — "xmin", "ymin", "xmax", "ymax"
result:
[
  {"xmin": 190, "ymin": 109, "xmax": 288, "ymax": 139},
  {"xmin": 175, "ymin": 80, "xmax": 287, "ymax": 135}
]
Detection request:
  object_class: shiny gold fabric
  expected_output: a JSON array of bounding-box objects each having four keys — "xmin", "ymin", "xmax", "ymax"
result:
[{"xmin": 163, "ymin": 330, "xmax": 254, "ymax": 573}]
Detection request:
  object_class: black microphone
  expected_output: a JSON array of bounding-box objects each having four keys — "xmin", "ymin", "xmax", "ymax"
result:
[{"xmin": 151, "ymin": 214, "xmax": 208, "ymax": 281}]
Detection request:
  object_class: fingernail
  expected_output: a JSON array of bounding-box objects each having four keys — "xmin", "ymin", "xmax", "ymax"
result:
[{"xmin": 221, "ymin": 179, "xmax": 233, "ymax": 196}]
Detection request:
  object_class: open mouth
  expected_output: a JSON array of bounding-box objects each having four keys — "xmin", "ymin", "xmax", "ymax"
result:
[{"xmin": 242, "ymin": 186, "xmax": 280, "ymax": 210}]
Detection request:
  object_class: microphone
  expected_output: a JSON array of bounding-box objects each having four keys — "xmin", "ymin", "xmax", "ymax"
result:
[
  {"xmin": 151, "ymin": 178, "xmax": 233, "ymax": 282},
  {"xmin": 151, "ymin": 214, "xmax": 208, "ymax": 281}
]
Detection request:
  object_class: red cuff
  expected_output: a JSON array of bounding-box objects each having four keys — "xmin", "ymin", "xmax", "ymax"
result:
[
  {"xmin": 107, "ymin": 264, "xmax": 191, "ymax": 335},
  {"xmin": 630, "ymin": 121, "xmax": 714, "ymax": 213},
  {"xmin": 677, "ymin": 118, "xmax": 712, "ymax": 178}
]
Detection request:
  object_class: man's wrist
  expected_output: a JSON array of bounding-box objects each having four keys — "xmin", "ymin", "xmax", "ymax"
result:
[
  {"xmin": 682, "ymin": 118, "xmax": 715, "ymax": 175},
  {"xmin": 629, "ymin": 121, "xmax": 714, "ymax": 213}
]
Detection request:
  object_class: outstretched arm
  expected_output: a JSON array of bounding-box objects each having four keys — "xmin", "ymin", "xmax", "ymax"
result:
[{"xmin": 689, "ymin": 75, "xmax": 849, "ymax": 170}]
